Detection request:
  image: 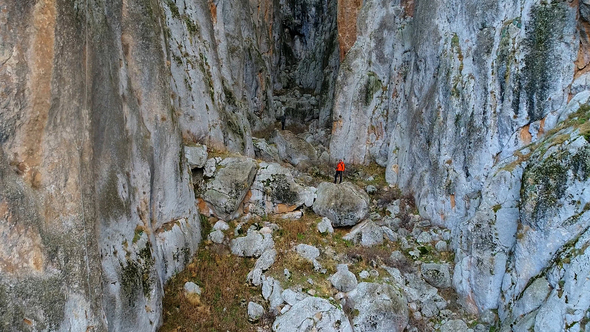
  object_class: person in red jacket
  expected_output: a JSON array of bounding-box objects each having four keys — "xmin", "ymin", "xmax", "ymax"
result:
[{"xmin": 334, "ymin": 159, "xmax": 345, "ymax": 184}]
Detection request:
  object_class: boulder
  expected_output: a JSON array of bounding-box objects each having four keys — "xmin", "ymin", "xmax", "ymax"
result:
[
  {"xmin": 208, "ymin": 229, "xmax": 224, "ymax": 244},
  {"xmin": 366, "ymin": 185, "xmax": 377, "ymax": 195},
  {"xmin": 184, "ymin": 282, "xmax": 202, "ymax": 296},
  {"xmin": 213, "ymin": 220, "xmax": 230, "ymax": 231},
  {"xmin": 271, "ymin": 130, "xmax": 318, "ymax": 167},
  {"xmin": 281, "ymin": 289, "xmax": 309, "ymax": 306},
  {"xmin": 329, "ymin": 264, "xmax": 358, "ymax": 292},
  {"xmin": 255, "ymin": 249, "xmax": 277, "ymax": 271},
  {"xmin": 435, "ymin": 240, "xmax": 448, "ymax": 252},
  {"xmin": 253, "ymin": 137, "xmax": 281, "ymax": 162},
  {"xmin": 295, "ymin": 244, "xmax": 320, "ymax": 261},
  {"xmin": 295, "ymin": 244, "xmax": 322, "ymax": 271},
  {"xmin": 272, "ymin": 297, "xmax": 353, "ymax": 332},
  {"xmin": 184, "ymin": 144, "xmax": 208, "ymax": 168},
  {"xmin": 404, "ymin": 273, "xmax": 439, "ymax": 303},
  {"xmin": 438, "ymin": 319, "xmax": 470, "ymax": 332},
  {"xmin": 230, "ymin": 230, "xmax": 274, "ymax": 258},
  {"xmin": 248, "ymin": 302, "xmax": 265, "ymax": 322},
  {"xmin": 184, "ymin": 282, "xmax": 202, "ymax": 305},
  {"xmin": 247, "ymin": 162, "xmax": 316, "ymax": 216},
  {"xmin": 343, "ymin": 220, "xmax": 384, "ymax": 247},
  {"xmin": 346, "ymin": 283, "xmax": 409, "ymax": 332},
  {"xmin": 202, "ymin": 157, "xmax": 258, "ymax": 220},
  {"xmin": 421, "ymin": 263, "xmax": 452, "ymax": 289},
  {"xmin": 317, "ymin": 217, "xmax": 334, "ymax": 234},
  {"xmin": 203, "ymin": 158, "xmax": 217, "ymax": 178},
  {"xmin": 262, "ymin": 276, "xmax": 284, "ymax": 310},
  {"xmin": 313, "ymin": 182, "xmax": 370, "ymax": 227},
  {"xmin": 416, "ymin": 231, "xmax": 433, "ymax": 244}
]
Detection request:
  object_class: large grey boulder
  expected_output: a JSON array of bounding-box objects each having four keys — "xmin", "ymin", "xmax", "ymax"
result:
[
  {"xmin": 313, "ymin": 182, "xmax": 370, "ymax": 227},
  {"xmin": 421, "ymin": 263, "xmax": 452, "ymax": 289},
  {"xmin": 329, "ymin": 264, "xmax": 358, "ymax": 292},
  {"xmin": 346, "ymin": 283, "xmax": 409, "ymax": 332},
  {"xmin": 247, "ymin": 162, "xmax": 316, "ymax": 216},
  {"xmin": 272, "ymin": 297, "xmax": 353, "ymax": 332},
  {"xmin": 271, "ymin": 130, "xmax": 318, "ymax": 167},
  {"xmin": 281, "ymin": 289, "xmax": 309, "ymax": 306},
  {"xmin": 262, "ymin": 276, "xmax": 284, "ymax": 310},
  {"xmin": 202, "ymin": 157, "xmax": 258, "ymax": 220},
  {"xmin": 184, "ymin": 144, "xmax": 208, "ymax": 168},
  {"xmin": 230, "ymin": 230, "xmax": 274, "ymax": 258}
]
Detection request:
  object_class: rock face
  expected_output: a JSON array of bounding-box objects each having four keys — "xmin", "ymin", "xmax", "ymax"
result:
[
  {"xmin": 0, "ymin": 1, "xmax": 201, "ymax": 330},
  {"xmin": 328, "ymin": 0, "xmax": 590, "ymax": 329},
  {"xmin": 313, "ymin": 182, "xmax": 370, "ymax": 227}
]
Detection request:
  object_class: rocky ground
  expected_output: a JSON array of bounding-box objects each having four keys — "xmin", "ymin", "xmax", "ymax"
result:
[{"xmin": 158, "ymin": 137, "xmax": 493, "ymax": 332}]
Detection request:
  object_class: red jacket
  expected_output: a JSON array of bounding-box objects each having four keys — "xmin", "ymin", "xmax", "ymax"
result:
[{"xmin": 336, "ymin": 161, "xmax": 345, "ymax": 172}]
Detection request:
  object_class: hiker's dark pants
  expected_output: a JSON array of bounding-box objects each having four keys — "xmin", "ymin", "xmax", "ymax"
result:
[{"xmin": 334, "ymin": 171, "xmax": 343, "ymax": 184}]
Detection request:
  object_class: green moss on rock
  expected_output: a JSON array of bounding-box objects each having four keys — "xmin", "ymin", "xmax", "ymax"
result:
[
  {"xmin": 364, "ymin": 72, "xmax": 382, "ymax": 106},
  {"xmin": 121, "ymin": 241, "xmax": 156, "ymax": 304},
  {"xmin": 522, "ymin": 2, "xmax": 567, "ymax": 121}
]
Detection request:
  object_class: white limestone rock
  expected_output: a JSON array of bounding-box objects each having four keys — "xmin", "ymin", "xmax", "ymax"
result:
[
  {"xmin": 272, "ymin": 297, "xmax": 353, "ymax": 332},
  {"xmin": 346, "ymin": 283, "xmax": 409, "ymax": 332},
  {"xmin": 313, "ymin": 182, "xmax": 370, "ymax": 227},
  {"xmin": 343, "ymin": 220, "xmax": 384, "ymax": 247},
  {"xmin": 246, "ymin": 162, "xmax": 316, "ymax": 216},
  {"xmin": 248, "ymin": 302, "xmax": 265, "ymax": 322},
  {"xmin": 184, "ymin": 145, "xmax": 208, "ymax": 169},
  {"xmin": 317, "ymin": 217, "xmax": 334, "ymax": 234},
  {"xmin": 329, "ymin": 264, "xmax": 358, "ymax": 292},
  {"xmin": 230, "ymin": 230, "xmax": 274, "ymax": 258},
  {"xmin": 208, "ymin": 230, "xmax": 225, "ymax": 244},
  {"xmin": 202, "ymin": 157, "xmax": 258, "ymax": 220},
  {"xmin": 421, "ymin": 263, "xmax": 452, "ymax": 289}
]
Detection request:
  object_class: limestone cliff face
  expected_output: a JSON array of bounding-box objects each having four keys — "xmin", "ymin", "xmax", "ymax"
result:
[
  {"xmin": 330, "ymin": 0, "xmax": 590, "ymax": 329},
  {"xmin": 0, "ymin": 0, "xmax": 339, "ymax": 330},
  {"xmin": 0, "ymin": 1, "xmax": 199, "ymax": 330}
]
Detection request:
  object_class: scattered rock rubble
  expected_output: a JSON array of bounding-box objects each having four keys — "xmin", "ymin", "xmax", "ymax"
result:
[{"xmin": 188, "ymin": 154, "xmax": 488, "ymax": 331}]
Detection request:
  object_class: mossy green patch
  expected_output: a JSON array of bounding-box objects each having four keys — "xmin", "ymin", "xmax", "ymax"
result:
[
  {"xmin": 522, "ymin": 2, "xmax": 567, "ymax": 121},
  {"xmin": 165, "ymin": 0, "xmax": 180, "ymax": 19},
  {"xmin": 121, "ymin": 241, "xmax": 156, "ymax": 304},
  {"xmin": 364, "ymin": 72, "xmax": 382, "ymax": 106}
]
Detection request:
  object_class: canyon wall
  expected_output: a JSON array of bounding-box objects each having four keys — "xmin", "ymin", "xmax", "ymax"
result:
[
  {"xmin": 331, "ymin": 0, "xmax": 590, "ymax": 329},
  {"xmin": 0, "ymin": 0, "xmax": 338, "ymax": 330},
  {"xmin": 3, "ymin": 0, "xmax": 590, "ymax": 330}
]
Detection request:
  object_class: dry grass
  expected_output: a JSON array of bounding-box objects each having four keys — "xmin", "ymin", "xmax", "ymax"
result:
[{"xmin": 159, "ymin": 245, "xmax": 258, "ymax": 332}]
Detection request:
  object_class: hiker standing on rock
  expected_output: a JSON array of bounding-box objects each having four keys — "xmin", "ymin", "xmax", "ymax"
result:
[{"xmin": 334, "ymin": 159, "xmax": 345, "ymax": 184}]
